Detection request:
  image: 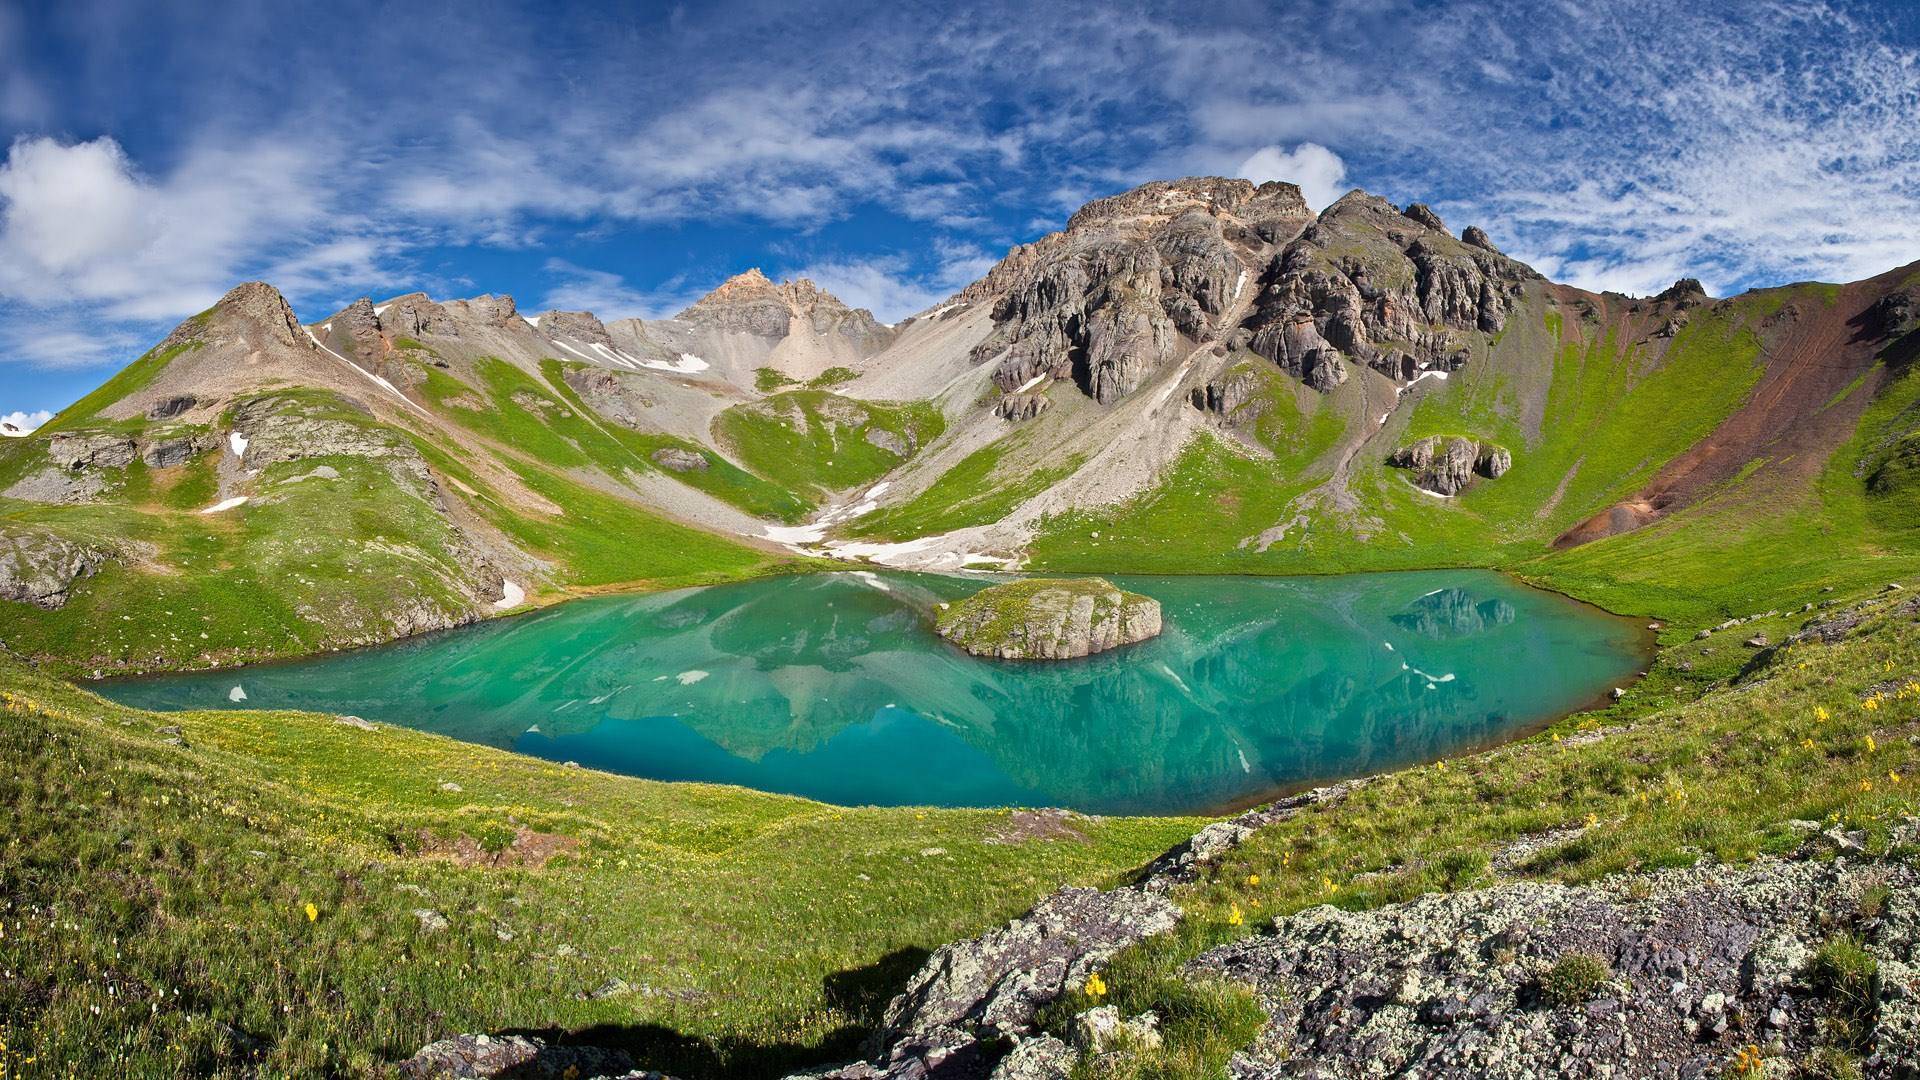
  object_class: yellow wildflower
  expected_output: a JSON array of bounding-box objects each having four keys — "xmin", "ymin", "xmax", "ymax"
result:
[
  {"xmin": 1084, "ymin": 972, "xmax": 1107, "ymax": 999},
  {"xmin": 304, "ymin": 902, "xmax": 319, "ymax": 923},
  {"xmin": 1227, "ymin": 905, "xmax": 1245, "ymax": 927},
  {"xmin": 1890, "ymin": 771, "xmax": 1902, "ymax": 783},
  {"xmin": 1802, "ymin": 738, "xmax": 1817, "ymax": 749},
  {"xmin": 1322, "ymin": 876, "xmax": 1337, "ymax": 894},
  {"xmin": 1860, "ymin": 779, "xmax": 1874, "ymax": 792},
  {"xmin": 1864, "ymin": 735, "xmax": 1878, "ymax": 753},
  {"xmin": 1584, "ymin": 813, "xmax": 1599, "ymax": 828},
  {"xmin": 1246, "ymin": 873, "xmax": 1261, "ymax": 887},
  {"xmin": 1814, "ymin": 707, "xmax": 1830, "ymax": 722}
]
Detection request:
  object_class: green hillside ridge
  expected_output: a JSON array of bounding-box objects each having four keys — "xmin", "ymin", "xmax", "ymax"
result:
[{"xmin": 713, "ymin": 390, "xmax": 944, "ymax": 508}]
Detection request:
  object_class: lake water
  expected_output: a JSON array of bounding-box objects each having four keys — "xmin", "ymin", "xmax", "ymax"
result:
[{"xmin": 100, "ymin": 570, "xmax": 1648, "ymax": 815}]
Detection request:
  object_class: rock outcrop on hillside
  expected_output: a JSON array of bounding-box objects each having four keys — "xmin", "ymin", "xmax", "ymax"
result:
[
  {"xmin": 0, "ymin": 525, "xmax": 111, "ymax": 609},
  {"xmin": 1195, "ymin": 854, "xmax": 1919, "ymax": 1079},
  {"xmin": 1238, "ymin": 194, "xmax": 1540, "ymax": 392},
  {"xmin": 935, "ymin": 578, "xmax": 1162, "ymax": 659},
  {"xmin": 1388, "ymin": 435, "xmax": 1511, "ymax": 495},
  {"xmin": 970, "ymin": 178, "xmax": 1315, "ymax": 405}
]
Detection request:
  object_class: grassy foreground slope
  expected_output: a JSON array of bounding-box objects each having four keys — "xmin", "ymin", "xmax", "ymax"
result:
[{"xmin": 0, "ymin": 649, "xmax": 1197, "ymax": 1078}]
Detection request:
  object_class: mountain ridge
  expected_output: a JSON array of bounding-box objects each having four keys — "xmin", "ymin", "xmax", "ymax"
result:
[{"xmin": 1, "ymin": 175, "xmax": 1917, "ymax": 672}]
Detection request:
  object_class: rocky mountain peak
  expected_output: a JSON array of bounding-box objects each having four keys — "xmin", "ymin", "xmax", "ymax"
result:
[
  {"xmin": 1239, "ymin": 187, "xmax": 1544, "ymax": 391},
  {"xmin": 1064, "ymin": 177, "xmax": 1310, "ymax": 235},
  {"xmin": 184, "ymin": 281, "xmax": 305, "ymax": 350},
  {"xmin": 968, "ymin": 177, "xmax": 1318, "ymax": 405},
  {"xmin": 677, "ymin": 269, "xmax": 887, "ymax": 350},
  {"xmin": 442, "ymin": 294, "xmax": 520, "ymax": 328},
  {"xmin": 535, "ymin": 310, "xmax": 612, "ymax": 346}
]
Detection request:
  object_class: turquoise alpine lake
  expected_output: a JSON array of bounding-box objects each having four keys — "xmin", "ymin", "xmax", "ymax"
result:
[{"xmin": 100, "ymin": 570, "xmax": 1648, "ymax": 815}]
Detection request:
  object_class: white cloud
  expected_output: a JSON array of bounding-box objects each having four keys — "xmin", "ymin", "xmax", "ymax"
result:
[
  {"xmin": 1, "ymin": 409, "xmax": 52, "ymax": 434},
  {"xmin": 788, "ymin": 239, "xmax": 1002, "ymax": 323},
  {"xmin": 538, "ymin": 259, "xmax": 706, "ymax": 322},
  {"xmin": 0, "ymin": 135, "xmax": 336, "ymax": 320},
  {"xmin": 1235, "ymin": 143, "xmax": 1349, "ymax": 211}
]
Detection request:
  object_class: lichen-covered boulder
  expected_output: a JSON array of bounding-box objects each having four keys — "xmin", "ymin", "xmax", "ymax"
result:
[{"xmin": 936, "ymin": 577, "xmax": 1161, "ymax": 659}]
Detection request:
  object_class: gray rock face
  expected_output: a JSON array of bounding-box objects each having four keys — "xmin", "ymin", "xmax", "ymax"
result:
[
  {"xmin": 970, "ymin": 178, "xmax": 1314, "ymax": 406},
  {"xmin": 1461, "ymin": 226, "xmax": 1498, "ymax": 252},
  {"xmin": 1241, "ymin": 192, "xmax": 1540, "ymax": 391},
  {"xmin": 146, "ymin": 394, "xmax": 199, "ymax": 421},
  {"xmin": 995, "ymin": 392, "xmax": 1051, "ymax": 422},
  {"xmin": 0, "ymin": 526, "xmax": 110, "ymax": 609},
  {"xmin": 1192, "ymin": 368, "xmax": 1269, "ymax": 424},
  {"xmin": 442, "ymin": 294, "xmax": 521, "ymax": 329},
  {"xmin": 1191, "ymin": 855, "xmax": 1920, "ymax": 1079},
  {"xmin": 3, "ymin": 432, "xmax": 139, "ymax": 504},
  {"xmin": 538, "ymin": 310, "xmax": 613, "ymax": 346},
  {"xmin": 139, "ymin": 430, "xmax": 215, "ymax": 468},
  {"xmin": 377, "ymin": 293, "xmax": 462, "ymax": 338},
  {"xmin": 650, "ymin": 447, "xmax": 708, "ymax": 472},
  {"xmin": 936, "ymin": 578, "xmax": 1162, "ymax": 660},
  {"xmin": 47, "ymin": 432, "xmax": 138, "ymax": 471},
  {"xmin": 396, "ymin": 1033, "xmax": 671, "ymax": 1079},
  {"xmin": 1388, "ymin": 435, "xmax": 1511, "ymax": 495}
]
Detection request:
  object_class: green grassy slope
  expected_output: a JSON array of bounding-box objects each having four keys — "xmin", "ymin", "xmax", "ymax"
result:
[
  {"xmin": 713, "ymin": 390, "xmax": 944, "ymax": 508},
  {"xmin": 0, "ymin": 368, "xmax": 784, "ymax": 674},
  {"xmin": 1023, "ymin": 285, "xmax": 1920, "ymax": 624},
  {"xmin": 0, "ymin": 652, "xmax": 1198, "ymax": 1078}
]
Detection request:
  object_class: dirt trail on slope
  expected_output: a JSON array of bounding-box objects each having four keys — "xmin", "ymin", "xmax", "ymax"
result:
[{"xmin": 1554, "ymin": 276, "xmax": 1895, "ymax": 548}]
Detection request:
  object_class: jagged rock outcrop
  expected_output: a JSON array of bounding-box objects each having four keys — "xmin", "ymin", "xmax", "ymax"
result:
[
  {"xmin": 1388, "ymin": 435, "xmax": 1511, "ymax": 496},
  {"xmin": 376, "ymin": 293, "xmax": 462, "ymax": 338},
  {"xmin": 46, "ymin": 432, "xmax": 138, "ymax": 471},
  {"xmin": 537, "ymin": 310, "xmax": 613, "ymax": 346},
  {"xmin": 995, "ymin": 392, "xmax": 1051, "ymax": 422},
  {"xmin": 138, "ymin": 430, "xmax": 214, "ymax": 468},
  {"xmin": 968, "ymin": 178, "xmax": 1314, "ymax": 405},
  {"xmin": 1240, "ymin": 191, "xmax": 1540, "ymax": 390},
  {"xmin": 1461, "ymin": 226, "xmax": 1498, "ymax": 253},
  {"xmin": 442, "ymin": 294, "xmax": 521, "ymax": 329},
  {"xmin": 936, "ymin": 578, "xmax": 1161, "ymax": 659},
  {"xmin": 1192, "ymin": 855, "xmax": 1920, "ymax": 1079},
  {"xmin": 0, "ymin": 525, "xmax": 111, "ymax": 609}
]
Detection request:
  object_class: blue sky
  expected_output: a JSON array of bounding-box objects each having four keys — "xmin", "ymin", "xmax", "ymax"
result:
[{"xmin": 3, "ymin": 0, "xmax": 1919, "ymax": 423}]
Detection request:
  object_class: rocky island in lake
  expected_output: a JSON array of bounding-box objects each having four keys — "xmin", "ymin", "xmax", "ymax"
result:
[{"xmin": 936, "ymin": 577, "xmax": 1162, "ymax": 660}]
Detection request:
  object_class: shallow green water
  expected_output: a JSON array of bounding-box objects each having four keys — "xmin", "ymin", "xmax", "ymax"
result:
[{"xmin": 101, "ymin": 570, "xmax": 1647, "ymax": 815}]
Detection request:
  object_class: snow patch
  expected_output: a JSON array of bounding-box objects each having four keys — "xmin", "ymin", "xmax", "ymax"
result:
[
  {"xmin": 200, "ymin": 496, "xmax": 249, "ymax": 514},
  {"xmin": 1014, "ymin": 373, "xmax": 1047, "ymax": 393},
  {"xmin": 523, "ymin": 315, "xmax": 542, "ymax": 328},
  {"xmin": 228, "ymin": 431, "xmax": 248, "ymax": 457},
  {"xmin": 494, "ymin": 580, "xmax": 525, "ymax": 610},
  {"xmin": 373, "ymin": 303, "xmax": 392, "ymax": 317},
  {"xmin": 675, "ymin": 670, "xmax": 710, "ymax": 686},
  {"xmin": 228, "ymin": 685, "xmax": 247, "ymax": 702}
]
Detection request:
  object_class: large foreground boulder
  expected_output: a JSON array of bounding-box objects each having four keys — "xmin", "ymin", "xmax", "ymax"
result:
[{"xmin": 936, "ymin": 578, "xmax": 1162, "ymax": 659}]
